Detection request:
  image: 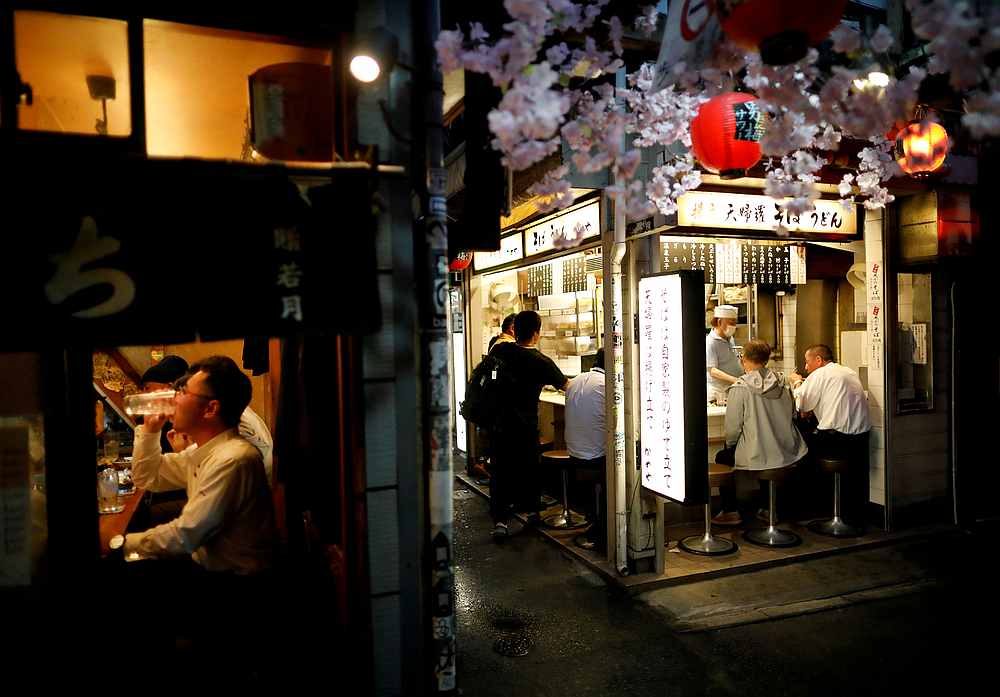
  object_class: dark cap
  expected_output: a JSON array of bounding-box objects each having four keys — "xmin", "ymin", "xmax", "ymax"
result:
[{"xmin": 141, "ymin": 355, "xmax": 189, "ymax": 386}]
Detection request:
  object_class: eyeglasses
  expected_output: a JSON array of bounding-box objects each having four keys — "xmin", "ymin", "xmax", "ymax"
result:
[{"xmin": 174, "ymin": 383, "xmax": 216, "ymax": 401}]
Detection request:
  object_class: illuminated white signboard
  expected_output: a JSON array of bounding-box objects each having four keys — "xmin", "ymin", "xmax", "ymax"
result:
[
  {"xmin": 677, "ymin": 191, "xmax": 857, "ymax": 236},
  {"xmin": 638, "ymin": 271, "xmax": 707, "ymax": 503},
  {"xmin": 473, "ymin": 233, "xmax": 524, "ymax": 271},
  {"xmin": 524, "ymin": 201, "xmax": 600, "ymax": 257}
]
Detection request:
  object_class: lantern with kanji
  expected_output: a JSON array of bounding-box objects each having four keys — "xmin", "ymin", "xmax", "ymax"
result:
[
  {"xmin": 690, "ymin": 92, "xmax": 765, "ymax": 180},
  {"xmin": 717, "ymin": 0, "xmax": 848, "ymax": 65},
  {"xmin": 895, "ymin": 118, "xmax": 950, "ymax": 177},
  {"xmin": 449, "ymin": 250, "xmax": 473, "ymax": 272}
]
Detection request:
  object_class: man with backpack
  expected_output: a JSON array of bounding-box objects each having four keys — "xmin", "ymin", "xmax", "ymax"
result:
[{"xmin": 487, "ymin": 311, "xmax": 568, "ymax": 540}]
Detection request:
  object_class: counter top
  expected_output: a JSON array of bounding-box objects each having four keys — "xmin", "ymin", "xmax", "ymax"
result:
[
  {"xmin": 707, "ymin": 405, "xmax": 727, "ymax": 418},
  {"xmin": 539, "ymin": 391, "xmax": 566, "ymax": 406},
  {"xmin": 99, "ymin": 487, "xmax": 145, "ymax": 556}
]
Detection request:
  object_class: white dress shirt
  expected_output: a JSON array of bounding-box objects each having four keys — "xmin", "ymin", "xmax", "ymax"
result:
[
  {"xmin": 565, "ymin": 367, "xmax": 607, "ymax": 461},
  {"xmin": 239, "ymin": 407, "xmax": 273, "ymax": 483},
  {"xmin": 793, "ymin": 362, "xmax": 871, "ymax": 435},
  {"xmin": 126, "ymin": 425, "xmax": 277, "ymax": 574}
]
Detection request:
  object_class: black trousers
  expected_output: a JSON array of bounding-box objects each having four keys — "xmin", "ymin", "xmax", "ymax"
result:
[
  {"xmin": 571, "ymin": 456, "xmax": 607, "ymax": 549},
  {"xmin": 797, "ymin": 429, "xmax": 870, "ymax": 522},
  {"xmin": 489, "ymin": 426, "xmax": 540, "ymax": 523}
]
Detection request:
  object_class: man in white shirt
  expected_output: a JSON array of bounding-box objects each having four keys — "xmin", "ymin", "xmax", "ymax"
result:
[
  {"xmin": 126, "ymin": 355, "xmax": 276, "ymax": 574},
  {"xmin": 789, "ymin": 344, "xmax": 871, "ymax": 521},
  {"xmin": 564, "ymin": 351, "xmax": 607, "ymax": 552}
]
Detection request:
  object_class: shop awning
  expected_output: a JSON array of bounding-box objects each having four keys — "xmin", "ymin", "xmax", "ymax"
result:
[{"xmin": 1, "ymin": 156, "xmax": 379, "ymax": 349}]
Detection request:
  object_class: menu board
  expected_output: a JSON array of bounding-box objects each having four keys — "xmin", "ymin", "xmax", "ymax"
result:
[
  {"xmin": 526, "ymin": 264, "xmax": 553, "ymax": 297},
  {"xmin": 715, "ymin": 240, "xmax": 743, "ymax": 284},
  {"xmin": 661, "ymin": 238, "xmax": 808, "ymax": 286},
  {"xmin": 741, "ymin": 244, "xmax": 791, "ymax": 285},
  {"xmin": 661, "ymin": 241, "xmax": 716, "ymax": 283},
  {"xmin": 562, "ymin": 256, "xmax": 587, "ymax": 293},
  {"xmin": 637, "ymin": 271, "xmax": 707, "ymax": 504}
]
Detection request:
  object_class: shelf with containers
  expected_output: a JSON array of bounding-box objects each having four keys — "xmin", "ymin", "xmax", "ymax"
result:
[{"xmin": 468, "ymin": 198, "xmax": 604, "ymax": 377}]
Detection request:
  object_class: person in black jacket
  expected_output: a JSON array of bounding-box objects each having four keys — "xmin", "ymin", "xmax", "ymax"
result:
[{"xmin": 488, "ymin": 311, "xmax": 568, "ymax": 540}]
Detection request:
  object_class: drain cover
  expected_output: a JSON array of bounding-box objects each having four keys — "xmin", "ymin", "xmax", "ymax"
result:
[{"xmin": 490, "ymin": 609, "xmax": 532, "ymax": 657}]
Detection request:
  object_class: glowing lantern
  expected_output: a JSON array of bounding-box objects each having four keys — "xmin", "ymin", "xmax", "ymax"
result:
[
  {"xmin": 895, "ymin": 119, "xmax": 949, "ymax": 177},
  {"xmin": 690, "ymin": 92, "xmax": 765, "ymax": 180},
  {"xmin": 717, "ymin": 0, "xmax": 848, "ymax": 65},
  {"xmin": 449, "ymin": 250, "xmax": 473, "ymax": 272}
]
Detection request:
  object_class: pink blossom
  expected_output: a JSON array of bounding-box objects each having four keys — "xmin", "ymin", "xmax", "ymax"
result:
[
  {"xmin": 635, "ymin": 5, "xmax": 659, "ymax": 36},
  {"xmin": 435, "ymin": 29, "xmax": 465, "ymax": 73},
  {"xmin": 830, "ymin": 23, "xmax": 861, "ymax": 53},
  {"xmin": 870, "ymin": 24, "xmax": 894, "ymax": 53}
]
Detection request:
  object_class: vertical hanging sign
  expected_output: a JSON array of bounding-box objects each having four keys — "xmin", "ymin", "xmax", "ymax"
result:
[
  {"xmin": 868, "ymin": 261, "xmax": 883, "ymax": 371},
  {"xmin": 638, "ymin": 271, "xmax": 707, "ymax": 503}
]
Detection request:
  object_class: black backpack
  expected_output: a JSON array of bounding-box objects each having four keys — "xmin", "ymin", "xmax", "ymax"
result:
[{"xmin": 460, "ymin": 353, "xmax": 511, "ymax": 429}]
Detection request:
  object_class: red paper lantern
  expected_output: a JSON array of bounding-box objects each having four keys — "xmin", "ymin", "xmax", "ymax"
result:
[
  {"xmin": 895, "ymin": 119, "xmax": 949, "ymax": 177},
  {"xmin": 717, "ymin": 0, "xmax": 848, "ymax": 65},
  {"xmin": 690, "ymin": 92, "xmax": 765, "ymax": 180},
  {"xmin": 449, "ymin": 250, "xmax": 473, "ymax": 272}
]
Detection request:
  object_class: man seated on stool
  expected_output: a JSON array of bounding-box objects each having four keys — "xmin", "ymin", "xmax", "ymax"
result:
[
  {"xmin": 789, "ymin": 344, "xmax": 871, "ymax": 521},
  {"xmin": 565, "ymin": 351, "xmax": 607, "ymax": 552},
  {"xmin": 713, "ymin": 340, "xmax": 808, "ymax": 526}
]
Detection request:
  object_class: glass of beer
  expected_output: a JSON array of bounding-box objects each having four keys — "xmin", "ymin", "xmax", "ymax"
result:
[{"xmin": 124, "ymin": 390, "xmax": 176, "ymax": 417}]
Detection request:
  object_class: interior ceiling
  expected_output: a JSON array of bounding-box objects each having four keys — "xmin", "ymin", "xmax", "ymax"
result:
[{"xmin": 15, "ymin": 11, "xmax": 332, "ymax": 159}]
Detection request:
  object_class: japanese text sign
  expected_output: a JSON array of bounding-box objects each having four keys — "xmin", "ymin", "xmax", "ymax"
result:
[
  {"xmin": 638, "ymin": 271, "xmax": 708, "ymax": 504},
  {"xmin": 677, "ymin": 191, "xmax": 857, "ymax": 237}
]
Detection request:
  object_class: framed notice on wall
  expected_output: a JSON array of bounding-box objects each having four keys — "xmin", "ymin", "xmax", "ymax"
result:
[{"xmin": 638, "ymin": 271, "xmax": 708, "ymax": 504}]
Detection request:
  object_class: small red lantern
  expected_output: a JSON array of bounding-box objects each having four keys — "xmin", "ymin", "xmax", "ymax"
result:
[
  {"xmin": 449, "ymin": 250, "xmax": 473, "ymax": 272},
  {"xmin": 895, "ymin": 118, "xmax": 949, "ymax": 177},
  {"xmin": 690, "ymin": 92, "xmax": 765, "ymax": 180},
  {"xmin": 717, "ymin": 0, "xmax": 848, "ymax": 65}
]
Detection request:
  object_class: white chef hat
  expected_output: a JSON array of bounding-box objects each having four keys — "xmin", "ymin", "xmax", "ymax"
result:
[{"xmin": 713, "ymin": 305, "xmax": 738, "ymax": 319}]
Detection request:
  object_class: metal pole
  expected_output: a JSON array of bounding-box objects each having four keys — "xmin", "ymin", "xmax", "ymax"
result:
[{"xmin": 412, "ymin": 0, "xmax": 455, "ymax": 693}]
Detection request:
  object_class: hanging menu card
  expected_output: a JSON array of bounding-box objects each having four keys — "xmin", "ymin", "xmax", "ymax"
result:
[
  {"xmin": 526, "ymin": 264, "xmax": 553, "ymax": 297},
  {"xmin": 562, "ymin": 256, "xmax": 587, "ymax": 293},
  {"xmin": 661, "ymin": 241, "xmax": 716, "ymax": 283},
  {"xmin": 715, "ymin": 240, "xmax": 743, "ymax": 284},
  {"xmin": 741, "ymin": 244, "xmax": 792, "ymax": 285}
]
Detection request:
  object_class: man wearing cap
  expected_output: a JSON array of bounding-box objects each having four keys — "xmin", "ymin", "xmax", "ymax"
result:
[{"xmin": 706, "ymin": 305, "xmax": 743, "ymax": 403}]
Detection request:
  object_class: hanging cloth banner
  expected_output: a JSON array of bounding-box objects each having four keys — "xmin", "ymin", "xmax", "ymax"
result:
[
  {"xmin": 1, "ymin": 157, "xmax": 379, "ymax": 349},
  {"xmin": 652, "ymin": 0, "xmax": 725, "ymax": 92}
]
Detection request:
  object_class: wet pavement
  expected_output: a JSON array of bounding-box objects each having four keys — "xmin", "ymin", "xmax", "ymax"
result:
[{"xmin": 454, "ymin": 478, "xmax": 994, "ymax": 695}]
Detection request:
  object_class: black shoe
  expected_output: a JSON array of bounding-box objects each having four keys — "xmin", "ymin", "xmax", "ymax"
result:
[{"xmin": 491, "ymin": 522, "xmax": 509, "ymax": 541}]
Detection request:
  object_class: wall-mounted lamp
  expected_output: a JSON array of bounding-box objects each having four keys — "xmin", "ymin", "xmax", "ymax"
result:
[
  {"xmin": 349, "ymin": 27, "xmax": 401, "ymax": 83},
  {"xmin": 86, "ymin": 74, "xmax": 116, "ymax": 135}
]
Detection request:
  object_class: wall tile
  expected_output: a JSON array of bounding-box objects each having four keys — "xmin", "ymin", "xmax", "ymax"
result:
[
  {"xmin": 371, "ymin": 594, "xmax": 402, "ymax": 697},
  {"xmin": 367, "ymin": 489, "xmax": 400, "ymax": 596},
  {"xmin": 365, "ymin": 382, "xmax": 398, "ymax": 489}
]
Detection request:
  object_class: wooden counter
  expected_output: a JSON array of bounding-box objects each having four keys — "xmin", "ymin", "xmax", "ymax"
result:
[{"xmin": 99, "ymin": 487, "xmax": 145, "ymax": 556}]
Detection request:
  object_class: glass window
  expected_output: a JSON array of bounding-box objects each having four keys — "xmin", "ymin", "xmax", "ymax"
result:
[
  {"xmin": 896, "ymin": 272, "xmax": 933, "ymax": 413},
  {"xmin": 143, "ymin": 20, "xmax": 333, "ymax": 161},
  {"xmin": 14, "ymin": 11, "xmax": 132, "ymax": 136}
]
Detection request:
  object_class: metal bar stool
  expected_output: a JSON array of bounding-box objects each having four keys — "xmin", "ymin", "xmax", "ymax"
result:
[
  {"xmin": 540, "ymin": 450, "xmax": 588, "ymax": 530},
  {"xmin": 743, "ymin": 465, "xmax": 801, "ymax": 548},
  {"xmin": 808, "ymin": 456, "xmax": 864, "ymax": 537},
  {"xmin": 679, "ymin": 463, "xmax": 737, "ymax": 556}
]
